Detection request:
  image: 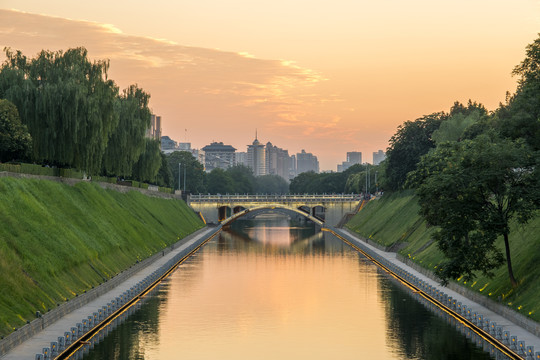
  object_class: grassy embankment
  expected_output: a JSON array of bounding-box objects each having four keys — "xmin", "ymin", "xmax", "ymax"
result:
[
  {"xmin": 346, "ymin": 190, "xmax": 540, "ymax": 323},
  {"xmin": 0, "ymin": 177, "xmax": 204, "ymax": 337}
]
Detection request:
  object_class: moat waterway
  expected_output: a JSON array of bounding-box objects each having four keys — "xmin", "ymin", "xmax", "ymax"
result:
[{"xmin": 84, "ymin": 215, "xmax": 491, "ymax": 359}]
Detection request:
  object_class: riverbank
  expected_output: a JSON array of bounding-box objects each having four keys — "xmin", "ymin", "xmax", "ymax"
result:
[
  {"xmin": 345, "ymin": 190, "xmax": 540, "ymax": 328},
  {"xmin": 0, "ymin": 226, "xmax": 219, "ymax": 359},
  {"xmin": 330, "ymin": 226, "xmax": 540, "ymax": 357},
  {"xmin": 0, "ymin": 176, "xmax": 204, "ymax": 338}
]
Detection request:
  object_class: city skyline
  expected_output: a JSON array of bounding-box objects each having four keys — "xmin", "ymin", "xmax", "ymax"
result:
[{"xmin": 1, "ymin": 2, "xmax": 539, "ymax": 169}]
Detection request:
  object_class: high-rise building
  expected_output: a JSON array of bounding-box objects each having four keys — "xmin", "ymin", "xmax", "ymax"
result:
[
  {"xmin": 146, "ymin": 114, "xmax": 162, "ymax": 142},
  {"xmin": 296, "ymin": 149, "xmax": 319, "ymax": 174},
  {"xmin": 202, "ymin": 142, "xmax": 236, "ymax": 172},
  {"xmin": 247, "ymin": 136, "xmax": 266, "ymax": 176},
  {"xmin": 347, "ymin": 152, "xmax": 362, "ymax": 165},
  {"xmin": 373, "ymin": 150, "xmax": 386, "ymax": 165},
  {"xmin": 265, "ymin": 142, "xmax": 290, "ymax": 180},
  {"xmin": 235, "ymin": 152, "xmax": 248, "ymax": 167},
  {"xmin": 338, "ymin": 151, "xmax": 362, "ymax": 172},
  {"xmin": 161, "ymin": 136, "xmax": 177, "ymax": 150},
  {"xmin": 289, "ymin": 155, "xmax": 297, "ymax": 179}
]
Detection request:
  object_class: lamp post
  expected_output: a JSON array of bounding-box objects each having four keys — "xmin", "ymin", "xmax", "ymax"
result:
[{"xmin": 183, "ymin": 163, "xmax": 186, "ymax": 192}]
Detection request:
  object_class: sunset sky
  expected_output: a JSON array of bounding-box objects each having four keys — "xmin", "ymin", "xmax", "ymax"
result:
[{"xmin": 1, "ymin": 1, "xmax": 539, "ymax": 170}]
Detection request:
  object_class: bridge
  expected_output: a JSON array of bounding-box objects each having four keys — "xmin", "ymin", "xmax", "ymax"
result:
[{"xmin": 188, "ymin": 194, "xmax": 363, "ymax": 226}]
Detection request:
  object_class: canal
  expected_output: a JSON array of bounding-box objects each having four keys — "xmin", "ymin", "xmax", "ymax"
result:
[{"xmin": 84, "ymin": 215, "xmax": 492, "ymax": 359}]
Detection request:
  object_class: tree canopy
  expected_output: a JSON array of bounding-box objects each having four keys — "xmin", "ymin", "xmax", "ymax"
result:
[
  {"xmin": 384, "ymin": 112, "xmax": 445, "ymax": 191},
  {"xmin": 410, "ymin": 133, "xmax": 539, "ymax": 286},
  {"xmin": 0, "ymin": 99, "xmax": 32, "ymax": 162}
]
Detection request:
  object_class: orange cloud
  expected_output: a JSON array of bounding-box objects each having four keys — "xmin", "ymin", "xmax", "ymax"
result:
[{"xmin": 0, "ymin": 9, "xmax": 395, "ymax": 168}]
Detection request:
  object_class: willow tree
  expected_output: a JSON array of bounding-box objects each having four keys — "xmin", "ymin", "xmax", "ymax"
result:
[
  {"xmin": 102, "ymin": 85, "xmax": 151, "ymax": 177},
  {"xmin": 131, "ymin": 139, "xmax": 162, "ymax": 184},
  {"xmin": 0, "ymin": 47, "xmax": 118, "ymax": 174}
]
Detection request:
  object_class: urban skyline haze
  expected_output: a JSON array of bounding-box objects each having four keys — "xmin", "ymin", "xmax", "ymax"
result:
[{"xmin": 1, "ymin": 2, "xmax": 539, "ymax": 169}]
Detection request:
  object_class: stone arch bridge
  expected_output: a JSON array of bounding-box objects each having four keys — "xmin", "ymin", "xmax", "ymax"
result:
[{"xmin": 188, "ymin": 194, "xmax": 363, "ymax": 226}]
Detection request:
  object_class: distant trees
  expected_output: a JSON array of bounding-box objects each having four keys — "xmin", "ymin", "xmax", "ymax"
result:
[
  {"xmin": 289, "ymin": 164, "xmax": 364, "ymax": 194},
  {"xmin": 0, "ymin": 99, "xmax": 32, "ymax": 162},
  {"xmin": 255, "ymin": 175, "xmax": 289, "ymax": 194},
  {"xmin": 166, "ymin": 151, "xmax": 206, "ymax": 193}
]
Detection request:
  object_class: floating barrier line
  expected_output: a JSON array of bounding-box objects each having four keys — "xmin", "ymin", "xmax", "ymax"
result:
[
  {"xmin": 55, "ymin": 228, "xmax": 222, "ymax": 360},
  {"xmin": 323, "ymin": 227, "xmax": 522, "ymax": 360}
]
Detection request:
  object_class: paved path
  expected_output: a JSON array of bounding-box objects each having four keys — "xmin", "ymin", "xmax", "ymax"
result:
[
  {"xmin": 1, "ymin": 227, "xmax": 216, "ymax": 360},
  {"xmin": 337, "ymin": 227, "xmax": 540, "ymax": 357}
]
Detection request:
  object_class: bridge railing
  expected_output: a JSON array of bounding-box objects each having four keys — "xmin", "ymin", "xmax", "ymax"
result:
[{"xmin": 188, "ymin": 194, "xmax": 362, "ymax": 203}]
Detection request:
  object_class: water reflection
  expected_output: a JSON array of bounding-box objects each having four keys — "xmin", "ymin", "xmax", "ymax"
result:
[
  {"xmin": 84, "ymin": 215, "xmax": 493, "ymax": 360},
  {"xmin": 381, "ymin": 274, "xmax": 491, "ymax": 359}
]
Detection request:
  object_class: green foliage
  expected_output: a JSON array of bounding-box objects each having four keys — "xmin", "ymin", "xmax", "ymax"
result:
[
  {"xmin": 346, "ymin": 190, "xmax": 540, "ymax": 323},
  {"xmin": 410, "ymin": 135, "xmax": 539, "ymax": 286},
  {"xmin": 227, "ymin": 165, "xmax": 255, "ymax": 194},
  {"xmin": 290, "ymin": 165, "xmax": 364, "ymax": 194},
  {"xmin": 385, "ymin": 112, "xmax": 445, "ymax": 190},
  {"xmin": 206, "ymin": 168, "xmax": 234, "ymax": 194},
  {"xmin": 432, "ymin": 110, "xmax": 483, "ymax": 144},
  {"xmin": 0, "ymin": 177, "xmax": 203, "ymax": 336},
  {"xmin": 496, "ymin": 34, "xmax": 540, "ymax": 149},
  {"xmin": 156, "ymin": 152, "xmax": 173, "ymax": 188},
  {"xmin": 102, "ymin": 85, "xmax": 151, "ymax": 177},
  {"xmin": 255, "ymin": 174, "xmax": 289, "ymax": 194},
  {"xmin": 131, "ymin": 139, "xmax": 161, "ymax": 184},
  {"xmin": 0, "ymin": 48, "xmax": 119, "ymax": 173},
  {"xmin": 166, "ymin": 151, "xmax": 206, "ymax": 193},
  {"xmin": 0, "ymin": 99, "xmax": 32, "ymax": 162}
]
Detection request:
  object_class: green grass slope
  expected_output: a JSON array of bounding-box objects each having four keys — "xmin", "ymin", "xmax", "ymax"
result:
[
  {"xmin": 346, "ymin": 190, "xmax": 540, "ymax": 323},
  {"xmin": 0, "ymin": 177, "xmax": 203, "ymax": 337}
]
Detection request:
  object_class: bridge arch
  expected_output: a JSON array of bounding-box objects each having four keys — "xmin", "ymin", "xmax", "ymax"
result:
[
  {"xmin": 221, "ymin": 204, "xmax": 324, "ymax": 227},
  {"xmin": 218, "ymin": 206, "xmax": 232, "ymax": 221},
  {"xmin": 311, "ymin": 205, "xmax": 326, "ymax": 221}
]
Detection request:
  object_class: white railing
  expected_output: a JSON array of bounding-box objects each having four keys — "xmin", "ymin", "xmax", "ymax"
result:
[{"xmin": 189, "ymin": 194, "xmax": 362, "ymax": 203}]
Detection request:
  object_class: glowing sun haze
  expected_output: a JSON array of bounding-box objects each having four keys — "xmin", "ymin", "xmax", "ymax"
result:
[{"xmin": 1, "ymin": 1, "xmax": 539, "ymax": 170}]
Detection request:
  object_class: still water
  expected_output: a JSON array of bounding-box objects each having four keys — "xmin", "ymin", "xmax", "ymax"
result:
[{"xmin": 85, "ymin": 215, "xmax": 491, "ymax": 360}]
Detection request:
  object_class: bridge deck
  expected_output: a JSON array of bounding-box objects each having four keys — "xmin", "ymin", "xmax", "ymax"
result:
[{"xmin": 189, "ymin": 194, "xmax": 361, "ymax": 203}]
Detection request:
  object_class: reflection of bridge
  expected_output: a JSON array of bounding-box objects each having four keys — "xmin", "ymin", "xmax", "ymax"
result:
[{"xmin": 188, "ymin": 194, "xmax": 362, "ymax": 226}]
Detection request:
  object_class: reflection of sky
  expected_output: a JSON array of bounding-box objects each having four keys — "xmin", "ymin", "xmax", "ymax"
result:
[{"xmin": 85, "ymin": 214, "xmax": 491, "ymax": 360}]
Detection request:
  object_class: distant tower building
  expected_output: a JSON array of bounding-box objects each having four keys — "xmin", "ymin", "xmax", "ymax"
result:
[
  {"xmin": 178, "ymin": 142, "xmax": 191, "ymax": 151},
  {"xmin": 373, "ymin": 150, "xmax": 386, "ymax": 165},
  {"xmin": 236, "ymin": 152, "xmax": 248, "ymax": 167},
  {"xmin": 265, "ymin": 142, "xmax": 291, "ymax": 180},
  {"xmin": 202, "ymin": 141, "xmax": 236, "ymax": 172},
  {"xmin": 161, "ymin": 135, "xmax": 177, "ymax": 150},
  {"xmin": 347, "ymin": 152, "xmax": 362, "ymax": 165},
  {"xmin": 247, "ymin": 134, "xmax": 266, "ymax": 176},
  {"xmin": 290, "ymin": 155, "xmax": 297, "ymax": 179},
  {"xmin": 338, "ymin": 151, "xmax": 362, "ymax": 172},
  {"xmin": 147, "ymin": 115, "xmax": 162, "ymax": 143},
  {"xmin": 296, "ymin": 149, "xmax": 319, "ymax": 174}
]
